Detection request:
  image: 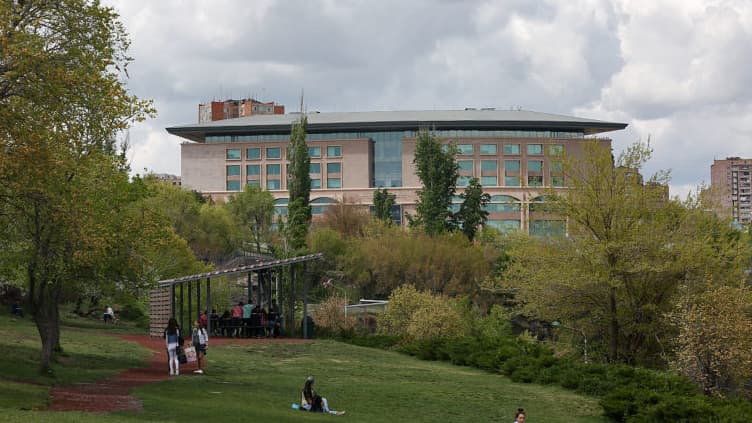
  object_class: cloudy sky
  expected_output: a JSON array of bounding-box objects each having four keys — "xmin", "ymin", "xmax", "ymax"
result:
[{"xmin": 104, "ymin": 0, "xmax": 752, "ymax": 199}]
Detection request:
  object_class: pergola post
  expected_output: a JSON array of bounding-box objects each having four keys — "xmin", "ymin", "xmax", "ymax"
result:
[
  {"xmin": 303, "ymin": 263, "xmax": 309, "ymax": 339},
  {"xmin": 206, "ymin": 277, "xmax": 212, "ymax": 334},
  {"xmin": 171, "ymin": 284, "xmax": 176, "ymax": 318},
  {"xmin": 197, "ymin": 279, "xmax": 202, "ymax": 320},
  {"xmin": 188, "ymin": 280, "xmax": 193, "ymax": 329},
  {"xmin": 247, "ymin": 273, "xmax": 253, "ymax": 305},
  {"xmin": 290, "ymin": 265, "xmax": 296, "ymax": 337},
  {"xmin": 179, "ymin": 283, "xmax": 184, "ymax": 331}
]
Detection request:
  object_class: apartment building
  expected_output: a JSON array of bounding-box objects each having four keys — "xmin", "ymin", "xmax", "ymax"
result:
[
  {"xmin": 710, "ymin": 157, "xmax": 752, "ymax": 224},
  {"xmin": 198, "ymin": 99, "xmax": 285, "ymax": 123}
]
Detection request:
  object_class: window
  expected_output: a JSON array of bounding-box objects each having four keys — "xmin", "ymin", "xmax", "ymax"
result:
[
  {"xmin": 481, "ymin": 160, "xmax": 497, "ymax": 172},
  {"xmin": 267, "ymin": 164, "xmax": 281, "ymax": 175},
  {"xmin": 527, "ymin": 144, "xmax": 543, "ymax": 155},
  {"xmin": 226, "ymin": 149, "xmax": 241, "ymax": 160},
  {"xmin": 528, "ymin": 160, "xmax": 543, "ymax": 173},
  {"xmin": 457, "ymin": 144, "xmax": 473, "ymax": 155},
  {"xmin": 312, "ymin": 197, "xmax": 336, "ymax": 215},
  {"xmin": 266, "ymin": 147, "xmax": 281, "ymax": 159},
  {"xmin": 505, "ymin": 160, "xmax": 520, "ymax": 172},
  {"xmin": 528, "ymin": 176, "xmax": 543, "ymax": 187},
  {"xmin": 226, "ymin": 180, "xmax": 241, "ymax": 191},
  {"xmin": 309, "ymin": 146, "xmax": 321, "ymax": 158},
  {"xmin": 310, "ymin": 163, "xmax": 321, "ymax": 174},
  {"xmin": 550, "ymin": 161, "xmax": 563, "ymax": 173},
  {"xmin": 246, "ymin": 164, "xmax": 260, "ymax": 176},
  {"xmin": 327, "ymin": 146, "xmax": 341, "ymax": 157},
  {"xmin": 267, "ymin": 179, "xmax": 281, "ymax": 190},
  {"xmin": 327, "ymin": 178, "xmax": 342, "ymax": 189},
  {"xmin": 458, "ymin": 160, "xmax": 473, "ymax": 172},
  {"xmin": 480, "ymin": 144, "xmax": 497, "ymax": 155},
  {"xmin": 246, "ymin": 148, "xmax": 260, "ymax": 159},
  {"xmin": 530, "ymin": 220, "xmax": 566, "ymax": 237},
  {"xmin": 484, "ymin": 196, "xmax": 522, "ymax": 212},
  {"xmin": 551, "ymin": 176, "xmax": 565, "ymax": 187},
  {"xmin": 457, "ymin": 175, "xmax": 472, "ymax": 187},
  {"xmin": 226, "ymin": 165, "xmax": 241, "ymax": 177},
  {"xmin": 486, "ymin": 220, "xmax": 521, "ymax": 234},
  {"xmin": 311, "ymin": 179, "xmax": 321, "ymax": 189},
  {"xmin": 481, "ymin": 176, "xmax": 498, "ymax": 186},
  {"xmin": 327, "ymin": 162, "xmax": 342, "ymax": 174},
  {"xmin": 246, "ymin": 180, "xmax": 260, "ymax": 187},
  {"xmin": 505, "ymin": 176, "xmax": 521, "ymax": 186},
  {"xmin": 504, "ymin": 144, "xmax": 520, "ymax": 155},
  {"xmin": 549, "ymin": 144, "xmax": 564, "ymax": 155}
]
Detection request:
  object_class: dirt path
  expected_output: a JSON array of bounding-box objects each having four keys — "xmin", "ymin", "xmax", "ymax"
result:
[{"xmin": 48, "ymin": 334, "xmax": 310, "ymax": 413}]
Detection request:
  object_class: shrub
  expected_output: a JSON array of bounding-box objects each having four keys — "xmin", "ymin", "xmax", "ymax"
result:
[
  {"xmin": 312, "ymin": 295, "xmax": 357, "ymax": 338},
  {"xmin": 379, "ymin": 285, "xmax": 471, "ymax": 340}
]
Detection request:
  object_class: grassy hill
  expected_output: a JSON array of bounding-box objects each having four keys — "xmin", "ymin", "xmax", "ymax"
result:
[{"xmin": 0, "ymin": 313, "xmax": 607, "ymax": 422}]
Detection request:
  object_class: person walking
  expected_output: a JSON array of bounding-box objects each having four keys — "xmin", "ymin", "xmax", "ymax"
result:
[
  {"xmin": 191, "ymin": 319, "xmax": 208, "ymax": 374},
  {"xmin": 164, "ymin": 318, "xmax": 181, "ymax": 376}
]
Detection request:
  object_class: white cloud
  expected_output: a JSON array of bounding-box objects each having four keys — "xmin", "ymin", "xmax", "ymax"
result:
[{"xmin": 103, "ymin": 0, "xmax": 752, "ymax": 197}]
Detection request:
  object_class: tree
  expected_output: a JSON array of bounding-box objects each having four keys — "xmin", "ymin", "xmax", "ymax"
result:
[
  {"xmin": 285, "ymin": 115, "xmax": 311, "ymax": 252},
  {"xmin": 408, "ymin": 131, "xmax": 458, "ymax": 235},
  {"xmin": 0, "ymin": 1, "xmax": 153, "ymax": 373},
  {"xmin": 373, "ymin": 188, "xmax": 396, "ymax": 223},
  {"xmin": 225, "ymin": 185, "xmax": 275, "ymax": 253},
  {"xmin": 454, "ymin": 177, "xmax": 490, "ymax": 241},
  {"xmin": 501, "ymin": 141, "xmax": 684, "ymax": 364}
]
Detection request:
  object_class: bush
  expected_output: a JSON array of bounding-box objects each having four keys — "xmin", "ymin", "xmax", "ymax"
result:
[
  {"xmin": 312, "ymin": 295, "xmax": 357, "ymax": 338},
  {"xmin": 378, "ymin": 285, "xmax": 471, "ymax": 340}
]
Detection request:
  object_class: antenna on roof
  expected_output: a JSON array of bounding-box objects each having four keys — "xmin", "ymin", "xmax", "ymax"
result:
[{"xmin": 299, "ymin": 89, "xmax": 305, "ymax": 114}]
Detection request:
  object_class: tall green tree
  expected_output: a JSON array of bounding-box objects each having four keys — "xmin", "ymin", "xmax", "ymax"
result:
[
  {"xmin": 501, "ymin": 141, "xmax": 681, "ymax": 364},
  {"xmin": 225, "ymin": 184, "xmax": 275, "ymax": 253},
  {"xmin": 408, "ymin": 131, "xmax": 458, "ymax": 235},
  {"xmin": 454, "ymin": 177, "xmax": 490, "ymax": 241},
  {"xmin": 285, "ymin": 115, "xmax": 311, "ymax": 252},
  {"xmin": 373, "ymin": 188, "xmax": 396, "ymax": 223},
  {"xmin": 0, "ymin": 0, "xmax": 153, "ymax": 373}
]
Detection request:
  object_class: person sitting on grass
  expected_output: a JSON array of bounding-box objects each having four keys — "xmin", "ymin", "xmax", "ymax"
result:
[
  {"xmin": 191, "ymin": 319, "xmax": 208, "ymax": 374},
  {"xmin": 514, "ymin": 407, "xmax": 526, "ymax": 423},
  {"xmin": 301, "ymin": 376, "xmax": 345, "ymax": 415}
]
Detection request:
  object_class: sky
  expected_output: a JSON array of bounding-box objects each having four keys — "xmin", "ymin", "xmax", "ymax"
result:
[{"xmin": 104, "ymin": 0, "xmax": 752, "ymax": 199}]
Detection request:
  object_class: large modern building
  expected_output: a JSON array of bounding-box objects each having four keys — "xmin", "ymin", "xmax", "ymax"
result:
[
  {"xmin": 710, "ymin": 157, "xmax": 752, "ymax": 224},
  {"xmin": 167, "ymin": 109, "xmax": 627, "ymax": 235}
]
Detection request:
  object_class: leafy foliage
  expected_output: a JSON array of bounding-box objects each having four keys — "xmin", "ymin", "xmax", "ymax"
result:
[
  {"xmin": 285, "ymin": 115, "xmax": 311, "ymax": 252},
  {"xmin": 378, "ymin": 285, "xmax": 471, "ymax": 340},
  {"xmin": 225, "ymin": 184, "xmax": 275, "ymax": 253},
  {"xmin": 312, "ymin": 295, "xmax": 357, "ymax": 337},
  {"xmin": 373, "ymin": 188, "xmax": 396, "ymax": 223},
  {"xmin": 408, "ymin": 131, "xmax": 458, "ymax": 235},
  {"xmin": 454, "ymin": 177, "xmax": 490, "ymax": 241}
]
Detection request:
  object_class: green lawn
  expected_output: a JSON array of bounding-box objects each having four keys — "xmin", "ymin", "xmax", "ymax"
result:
[{"xmin": 0, "ymin": 314, "xmax": 608, "ymax": 422}]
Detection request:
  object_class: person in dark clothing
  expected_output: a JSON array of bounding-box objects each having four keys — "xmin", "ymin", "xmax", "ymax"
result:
[{"xmin": 300, "ymin": 376, "xmax": 345, "ymax": 415}]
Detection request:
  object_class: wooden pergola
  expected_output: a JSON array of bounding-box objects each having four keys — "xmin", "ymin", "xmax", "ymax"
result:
[{"xmin": 149, "ymin": 253, "xmax": 323, "ymax": 339}]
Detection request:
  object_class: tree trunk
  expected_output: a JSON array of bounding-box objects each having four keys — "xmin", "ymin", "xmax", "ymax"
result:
[{"xmin": 608, "ymin": 286, "xmax": 619, "ymax": 362}]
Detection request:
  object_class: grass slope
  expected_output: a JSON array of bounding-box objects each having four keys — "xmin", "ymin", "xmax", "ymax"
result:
[{"xmin": 0, "ymin": 314, "xmax": 607, "ymax": 422}]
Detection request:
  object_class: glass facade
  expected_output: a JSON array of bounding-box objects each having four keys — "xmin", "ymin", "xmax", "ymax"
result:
[
  {"xmin": 481, "ymin": 160, "xmax": 497, "ymax": 172},
  {"xmin": 487, "ymin": 219, "xmax": 521, "ymax": 234},
  {"xmin": 247, "ymin": 148, "xmax": 260, "ymax": 159},
  {"xmin": 481, "ymin": 176, "xmax": 497, "ymax": 186},
  {"xmin": 504, "ymin": 144, "xmax": 520, "ymax": 155},
  {"xmin": 267, "ymin": 164, "xmax": 281, "ymax": 175},
  {"xmin": 226, "ymin": 149, "xmax": 241, "ymax": 160},
  {"xmin": 458, "ymin": 160, "xmax": 473, "ymax": 172},
  {"xmin": 327, "ymin": 178, "xmax": 342, "ymax": 189},
  {"xmin": 505, "ymin": 176, "xmax": 521, "ymax": 186},
  {"xmin": 247, "ymin": 180, "xmax": 260, "ymax": 187},
  {"xmin": 327, "ymin": 162, "xmax": 342, "ymax": 173},
  {"xmin": 226, "ymin": 180, "xmax": 240, "ymax": 191},
  {"xmin": 457, "ymin": 144, "xmax": 474, "ymax": 155},
  {"xmin": 246, "ymin": 164, "xmax": 260, "ymax": 176},
  {"xmin": 528, "ymin": 160, "xmax": 543, "ymax": 172},
  {"xmin": 327, "ymin": 146, "xmax": 341, "ymax": 157},
  {"xmin": 310, "ymin": 163, "xmax": 321, "ymax": 174},
  {"xmin": 480, "ymin": 144, "xmax": 497, "ymax": 155},
  {"xmin": 505, "ymin": 160, "xmax": 520, "ymax": 172},
  {"xmin": 527, "ymin": 144, "xmax": 543, "ymax": 155},
  {"xmin": 267, "ymin": 179, "xmax": 281, "ymax": 190},
  {"xmin": 311, "ymin": 178, "xmax": 321, "ymax": 189},
  {"xmin": 530, "ymin": 220, "xmax": 566, "ymax": 237},
  {"xmin": 308, "ymin": 146, "xmax": 321, "ymax": 157},
  {"xmin": 226, "ymin": 165, "xmax": 240, "ymax": 176},
  {"xmin": 267, "ymin": 147, "xmax": 281, "ymax": 159}
]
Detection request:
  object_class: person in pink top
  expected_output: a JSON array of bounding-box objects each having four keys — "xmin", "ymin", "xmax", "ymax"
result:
[{"xmin": 231, "ymin": 302, "xmax": 243, "ymax": 337}]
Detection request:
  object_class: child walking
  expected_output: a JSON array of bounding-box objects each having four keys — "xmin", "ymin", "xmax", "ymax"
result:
[
  {"xmin": 192, "ymin": 319, "xmax": 208, "ymax": 374},
  {"xmin": 164, "ymin": 318, "xmax": 181, "ymax": 376}
]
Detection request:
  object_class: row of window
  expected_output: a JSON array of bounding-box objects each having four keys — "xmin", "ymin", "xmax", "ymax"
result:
[
  {"xmin": 458, "ymin": 159, "xmax": 561, "ymax": 173},
  {"xmin": 227, "ymin": 163, "xmax": 342, "ymax": 177},
  {"xmin": 453, "ymin": 143, "xmax": 563, "ymax": 156},
  {"xmin": 206, "ymin": 130, "xmax": 585, "ymax": 143},
  {"xmin": 226, "ymin": 177, "xmax": 342, "ymax": 192},
  {"xmin": 227, "ymin": 146, "xmax": 342, "ymax": 160}
]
